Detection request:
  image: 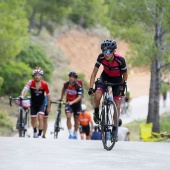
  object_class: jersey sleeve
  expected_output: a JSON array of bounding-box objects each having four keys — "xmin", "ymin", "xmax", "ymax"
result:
[
  {"xmin": 23, "ymin": 80, "xmax": 32, "ymax": 91},
  {"xmin": 77, "ymin": 85, "xmax": 83, "ymax": 95},
  {"xmin": 45, "ymin": 83, "xmax": 50, "ymax": 95},
  {"xmin": 119, "ymin": 57, "xmax": 127, "ymax": 73},
  {"xmin": 95, "ymin": 53, "xmax": 104, "ymax": 68}
]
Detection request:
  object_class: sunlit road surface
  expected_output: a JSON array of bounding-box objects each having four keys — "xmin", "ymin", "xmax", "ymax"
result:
[
  {"xmin": 6, "ymin": 95, "xmax": 170, "ymax": 170},
  {"xmin": 0, "ymin": 137, "xmax": 170, "ymax": 170}
]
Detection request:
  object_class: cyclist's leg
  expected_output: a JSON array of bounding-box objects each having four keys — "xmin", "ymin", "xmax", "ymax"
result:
[
  {"xmin": 37, "ymin": 104, "xmax": 45, "ymax": 138},
  {"xmin": 43, "ymin": 107, "xmax": 48, "ymax": 138},
  {"xmin": 112, "ymin": 86, "xmax": 122, "ymax": 137},
  {"xmin": 72, "ymin": 102, "xmax": 81, "ymax": 139},
  {"xmin": 65, "ymin": 105, "xmax": 73, "ymax": 138},
  {"xmin": 84, "ymin": 125, "xmax": 90, "ymax": 140},
  {"xmin": 30, "ymin": 106, "xmax": 38, "ymax": 138}
]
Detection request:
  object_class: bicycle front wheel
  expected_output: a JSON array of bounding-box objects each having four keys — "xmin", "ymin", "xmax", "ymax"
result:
[
  {"xmin": 101, "ymin": 100, "xmax": 119, "ymax": 151},
  {"xmin": 18, "ymin": 113, "xmax": 25, "ymax": 137}
]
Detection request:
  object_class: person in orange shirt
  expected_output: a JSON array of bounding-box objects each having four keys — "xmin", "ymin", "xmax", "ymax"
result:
[{"xmin": 78, "ymin": 104, "xmax": 93, "ymax": 140}]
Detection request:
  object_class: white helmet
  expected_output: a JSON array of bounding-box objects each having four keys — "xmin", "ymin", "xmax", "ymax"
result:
[
  {"xmin": 81, "ymin": 104, "xmax": 86, "ymax": 111},
  {"xmin": 32, "ymin": 67, "xmax": 44, "ymax": 76}
]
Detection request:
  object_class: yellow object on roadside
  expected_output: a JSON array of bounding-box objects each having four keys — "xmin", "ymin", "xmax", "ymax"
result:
[{"xmin": 140, "ymin": 123, "xmax": 162, "ymax": 142}]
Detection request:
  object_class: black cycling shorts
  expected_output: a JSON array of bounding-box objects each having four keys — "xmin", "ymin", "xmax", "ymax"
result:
[
  {"xmin": 97, "ymin": 71, "xmax": 122, "ymax": 100},
  {"xmin": 79, "ymin": 125, "xmax": 90, "ymax": 136},
  {"xmin": 30, "ymin": 104, "xmax": 45, "ymax": 117},
  {"xmin": 65, "ymin": 102, "xmax": 81, "ymax": 118}
]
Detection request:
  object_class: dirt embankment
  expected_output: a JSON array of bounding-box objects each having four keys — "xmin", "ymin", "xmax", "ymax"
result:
[{"xmin": 56, "ymin": 29, "xmax": 150, "ymax": 98}]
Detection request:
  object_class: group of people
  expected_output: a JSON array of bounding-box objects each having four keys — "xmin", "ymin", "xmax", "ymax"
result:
[{"xmin": 20, "ymin": 39, "xmax": 130, "ymax": 141}]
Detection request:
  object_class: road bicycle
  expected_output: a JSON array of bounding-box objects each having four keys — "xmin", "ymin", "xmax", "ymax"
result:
[
  {"xmin": 50, "ymin": 100, "xmax": 66, "ymax": 139},
  {"xmin": 9, "ymin": 96, "xmax": 30, "ymax": 137},
  {"xmin": 96, "ymin": 79, "xmax": 126, "ymax": 151}
]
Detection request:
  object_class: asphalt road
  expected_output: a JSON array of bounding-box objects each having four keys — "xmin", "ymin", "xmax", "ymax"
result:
[
  {"xmin": 0, "ymin": 137, "xmax": 170, "ymax": 170},
  {"xmin": 3, "ymin": 95, "xmax": 170, "ymax": 170}
]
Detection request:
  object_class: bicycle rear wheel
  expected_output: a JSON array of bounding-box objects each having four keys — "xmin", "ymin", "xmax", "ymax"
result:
[{"xmin": 101, "ymin": 100, "xmax": 119, "ymax": 151}]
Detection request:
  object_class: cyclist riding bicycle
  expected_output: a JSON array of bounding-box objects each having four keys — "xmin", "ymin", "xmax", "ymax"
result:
[
  {"xmin": 21, "ymin": 67, "xmax": 51, "ymax": 138},
  {"xmin": 59, "ymin": 71, "xmax": 82, "ymax": 139},
  {"xmin": 78, "ymin": 104, "xmax": 93, "ymax": 140},
  {"xmin": 88, "ymin": 39, "xmax": 128, "ymax": 130}
]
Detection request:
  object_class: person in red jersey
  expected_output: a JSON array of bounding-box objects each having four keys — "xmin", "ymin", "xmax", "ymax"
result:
[
  {"xmin": 21, "ymin": 67, "xmax": 51, "ymax": 138},
  {"xmin": 60, "ymin": 71, "xmax": 82, "ymax": 139}
]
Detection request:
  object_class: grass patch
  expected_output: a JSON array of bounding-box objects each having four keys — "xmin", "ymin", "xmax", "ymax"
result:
[
  {"xmin": 0, "ymin": 111, "xmax": 14, "ymax": 136},
  {"xmin": 124, "ymin": 112, "xmax": 170, "ymax": 141}
]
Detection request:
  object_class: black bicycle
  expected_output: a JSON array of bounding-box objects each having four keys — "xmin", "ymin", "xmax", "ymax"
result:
[
  {"xmin": 9, "ymin": 96, "xmax": 30, "ymax": 137},
  {"xmin": 50, "ymin": 100, "xmax": 66, "ymax": 139},
  {"xmin": 96, "ymin": 80, "xmax": 126, "ymax": 151}
]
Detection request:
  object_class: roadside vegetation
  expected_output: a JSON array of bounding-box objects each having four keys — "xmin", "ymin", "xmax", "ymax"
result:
[{"xmin": 125, "ymin": 112, "xmax": 170, "ymax": 141}]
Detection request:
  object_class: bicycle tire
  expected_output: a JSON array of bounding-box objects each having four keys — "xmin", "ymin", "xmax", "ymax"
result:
[
  {"xmin": 101, "ymin": 100, "xmax": 119, "ymax": 151},
  {"xmin": 54, "ymin": 112, "xmax": 61, "ymax": 139},
  {"xmin": 18, "ymin": 109, "xmax": 25, "ymax": 137}
]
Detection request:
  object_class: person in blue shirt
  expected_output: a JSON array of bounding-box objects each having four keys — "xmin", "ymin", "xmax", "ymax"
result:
[{"xmin": 91, "ymin": 126, "xmax": 102, "ymax": 140}]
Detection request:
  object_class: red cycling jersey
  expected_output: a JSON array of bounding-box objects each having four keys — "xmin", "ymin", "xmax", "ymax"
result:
[
  {"xmin": 95, "ymin": 53, "xmax": 127, "ymax": 77},
  {"xmin": 64, "ymin": 82, "xmax": 82, "ymax": 102},
  {"xmin": 23, "ymin": 80, "xmax": 50, "ymax": 105}
]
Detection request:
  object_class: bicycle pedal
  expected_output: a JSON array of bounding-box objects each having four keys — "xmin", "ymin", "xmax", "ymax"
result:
[
  {"xmin": 50, "ymin": 131, "xmax": 54, "ymax": 134},
  {"xmin": 61, "ymin": 127, "xmax": 64, "ymax": 130}
]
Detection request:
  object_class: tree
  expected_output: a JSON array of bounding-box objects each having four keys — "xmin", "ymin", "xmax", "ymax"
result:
[
  {"xmin": 0, "ymin": 61, "xmax": 32, "ymax": 96},
  {"xmin": 0, "ymin": 0, "xmax": 29, "ymax": 62},
  {"xmin": 106, "ymin": 0, "xmax": 170, "ymax": 132},
  {"xmin": 69, "ymin": 0, "xmax": 109, "ymax": 28},
  {"xmin": 16, "ymin": 44, "xmax": 54, "ymax": 81},
  {"xmin": 25, "ymin": 0, "xmax": 72, "ymax": 35}
]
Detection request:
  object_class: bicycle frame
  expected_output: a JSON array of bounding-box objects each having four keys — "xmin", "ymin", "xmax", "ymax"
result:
[
  {"xmin": 10, "ymin": 96, "xmax": 30, "ymax": 137},
  {"xmin": 50, "ymin": 100, "xmax": 65, "ymax": 138}
]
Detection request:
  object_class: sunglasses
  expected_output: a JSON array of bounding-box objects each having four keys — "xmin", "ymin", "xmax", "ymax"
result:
[{"xmin": 102, "ymin": 50, "xmax": 113, "ymax": 55}]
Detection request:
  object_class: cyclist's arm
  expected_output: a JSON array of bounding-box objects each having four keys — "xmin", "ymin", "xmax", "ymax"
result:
[
  {"xmin": 21, "ymin": 89, "xmax": 28, "ymax": 98},
  {"xmin": 21, "ymin": 80, "xmax": 31, "ymax": 97},
  {"xmin": 89, "ymin": 54, "xmax": 102, "ymax": 89},
  {"xmin": 89, "ymin": 67, "xmax": 99, "ymax": 89},
  {"xmin": 69, "ymin": 94, "xmax": 82, "ymax": 105},
  {"xmin": 122, "ymin": 72, "xmax": 128, "ymax": 83}
]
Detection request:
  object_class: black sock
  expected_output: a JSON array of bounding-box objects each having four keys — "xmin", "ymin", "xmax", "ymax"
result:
[
  {"xmin": 94, "ymin": 107, "xmax": 99, "ymax": 114},
  {"xmin": 113, "ymin": 126, "xmax": 116, "ymax": 131},
  {"xmin": 33, "ymin": 128, "xmax": 37, "ymax": 133},
  {"xmin": 38, "ymin": 130, "xmax": 42, "ymax": 136}
]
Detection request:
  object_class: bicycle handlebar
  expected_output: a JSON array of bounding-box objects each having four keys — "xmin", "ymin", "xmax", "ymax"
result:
[
  {"xmin": 50, "ymin": 100, "xmax": 66, "ymax": 105},
  {"xmin": 9, "ymin": 96, "xmax": 31, "ymax": 107},
  {"xmin": 96, "ymin": 81, "xmax": 124, "ymax": 87}
]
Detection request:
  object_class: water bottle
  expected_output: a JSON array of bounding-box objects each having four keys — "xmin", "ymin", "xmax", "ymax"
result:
[{"xmin": 106, "ymin": 132, "xmax": 111, "ymax": 140}]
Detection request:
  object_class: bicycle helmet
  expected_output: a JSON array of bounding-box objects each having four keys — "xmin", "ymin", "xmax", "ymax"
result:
[
  {"xmin": 81, "ymin": 104, "xmax": 86, "ymax": 111},
  {"xmin": 32, "ymin": 67, "xmax": 44, "ymax": 76},
  {"xmin": 68, "ymin": 71, "xmax": 78, "ymax": 78},
  {"xmin": 101, "ymin": 39, "xmax": 117, "ymax": 50}
]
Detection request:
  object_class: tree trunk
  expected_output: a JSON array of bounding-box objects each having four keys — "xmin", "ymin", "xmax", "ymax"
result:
[
  {"xmin": 147, "ymin": 60, "xmax": 161, "ymax": 132},
  {"xmin": 28, "ymin": 6, "xmax": 37, "ymax": 32},
  {"xmin": 36, "ymin": 12, "xmax": 43, "ymax": 36}
]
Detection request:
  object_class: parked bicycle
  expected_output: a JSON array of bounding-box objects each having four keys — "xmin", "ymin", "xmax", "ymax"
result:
[
  {"xmin": 50, "ymin": 100, "xmax": 66, "ymax": 139},
  {"xmin": 9, "ymin": 96, "xmax": 30, "ymax": 137},
  {"xmin": 96, "ymin": 79, "xmax": 126, "ymax": 151}
]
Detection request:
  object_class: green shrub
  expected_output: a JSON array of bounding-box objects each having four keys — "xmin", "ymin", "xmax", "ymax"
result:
[
  {"xmin": 16, "ymin": 44, "xmax": 54, "ymax": 81},
  {"xmin": 0, "ymin": 77, "xmax": 4, "ymax": 92},
  {"xmin": 0, "ymin": 61, "xmax": 32, "ymax": 96}
]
